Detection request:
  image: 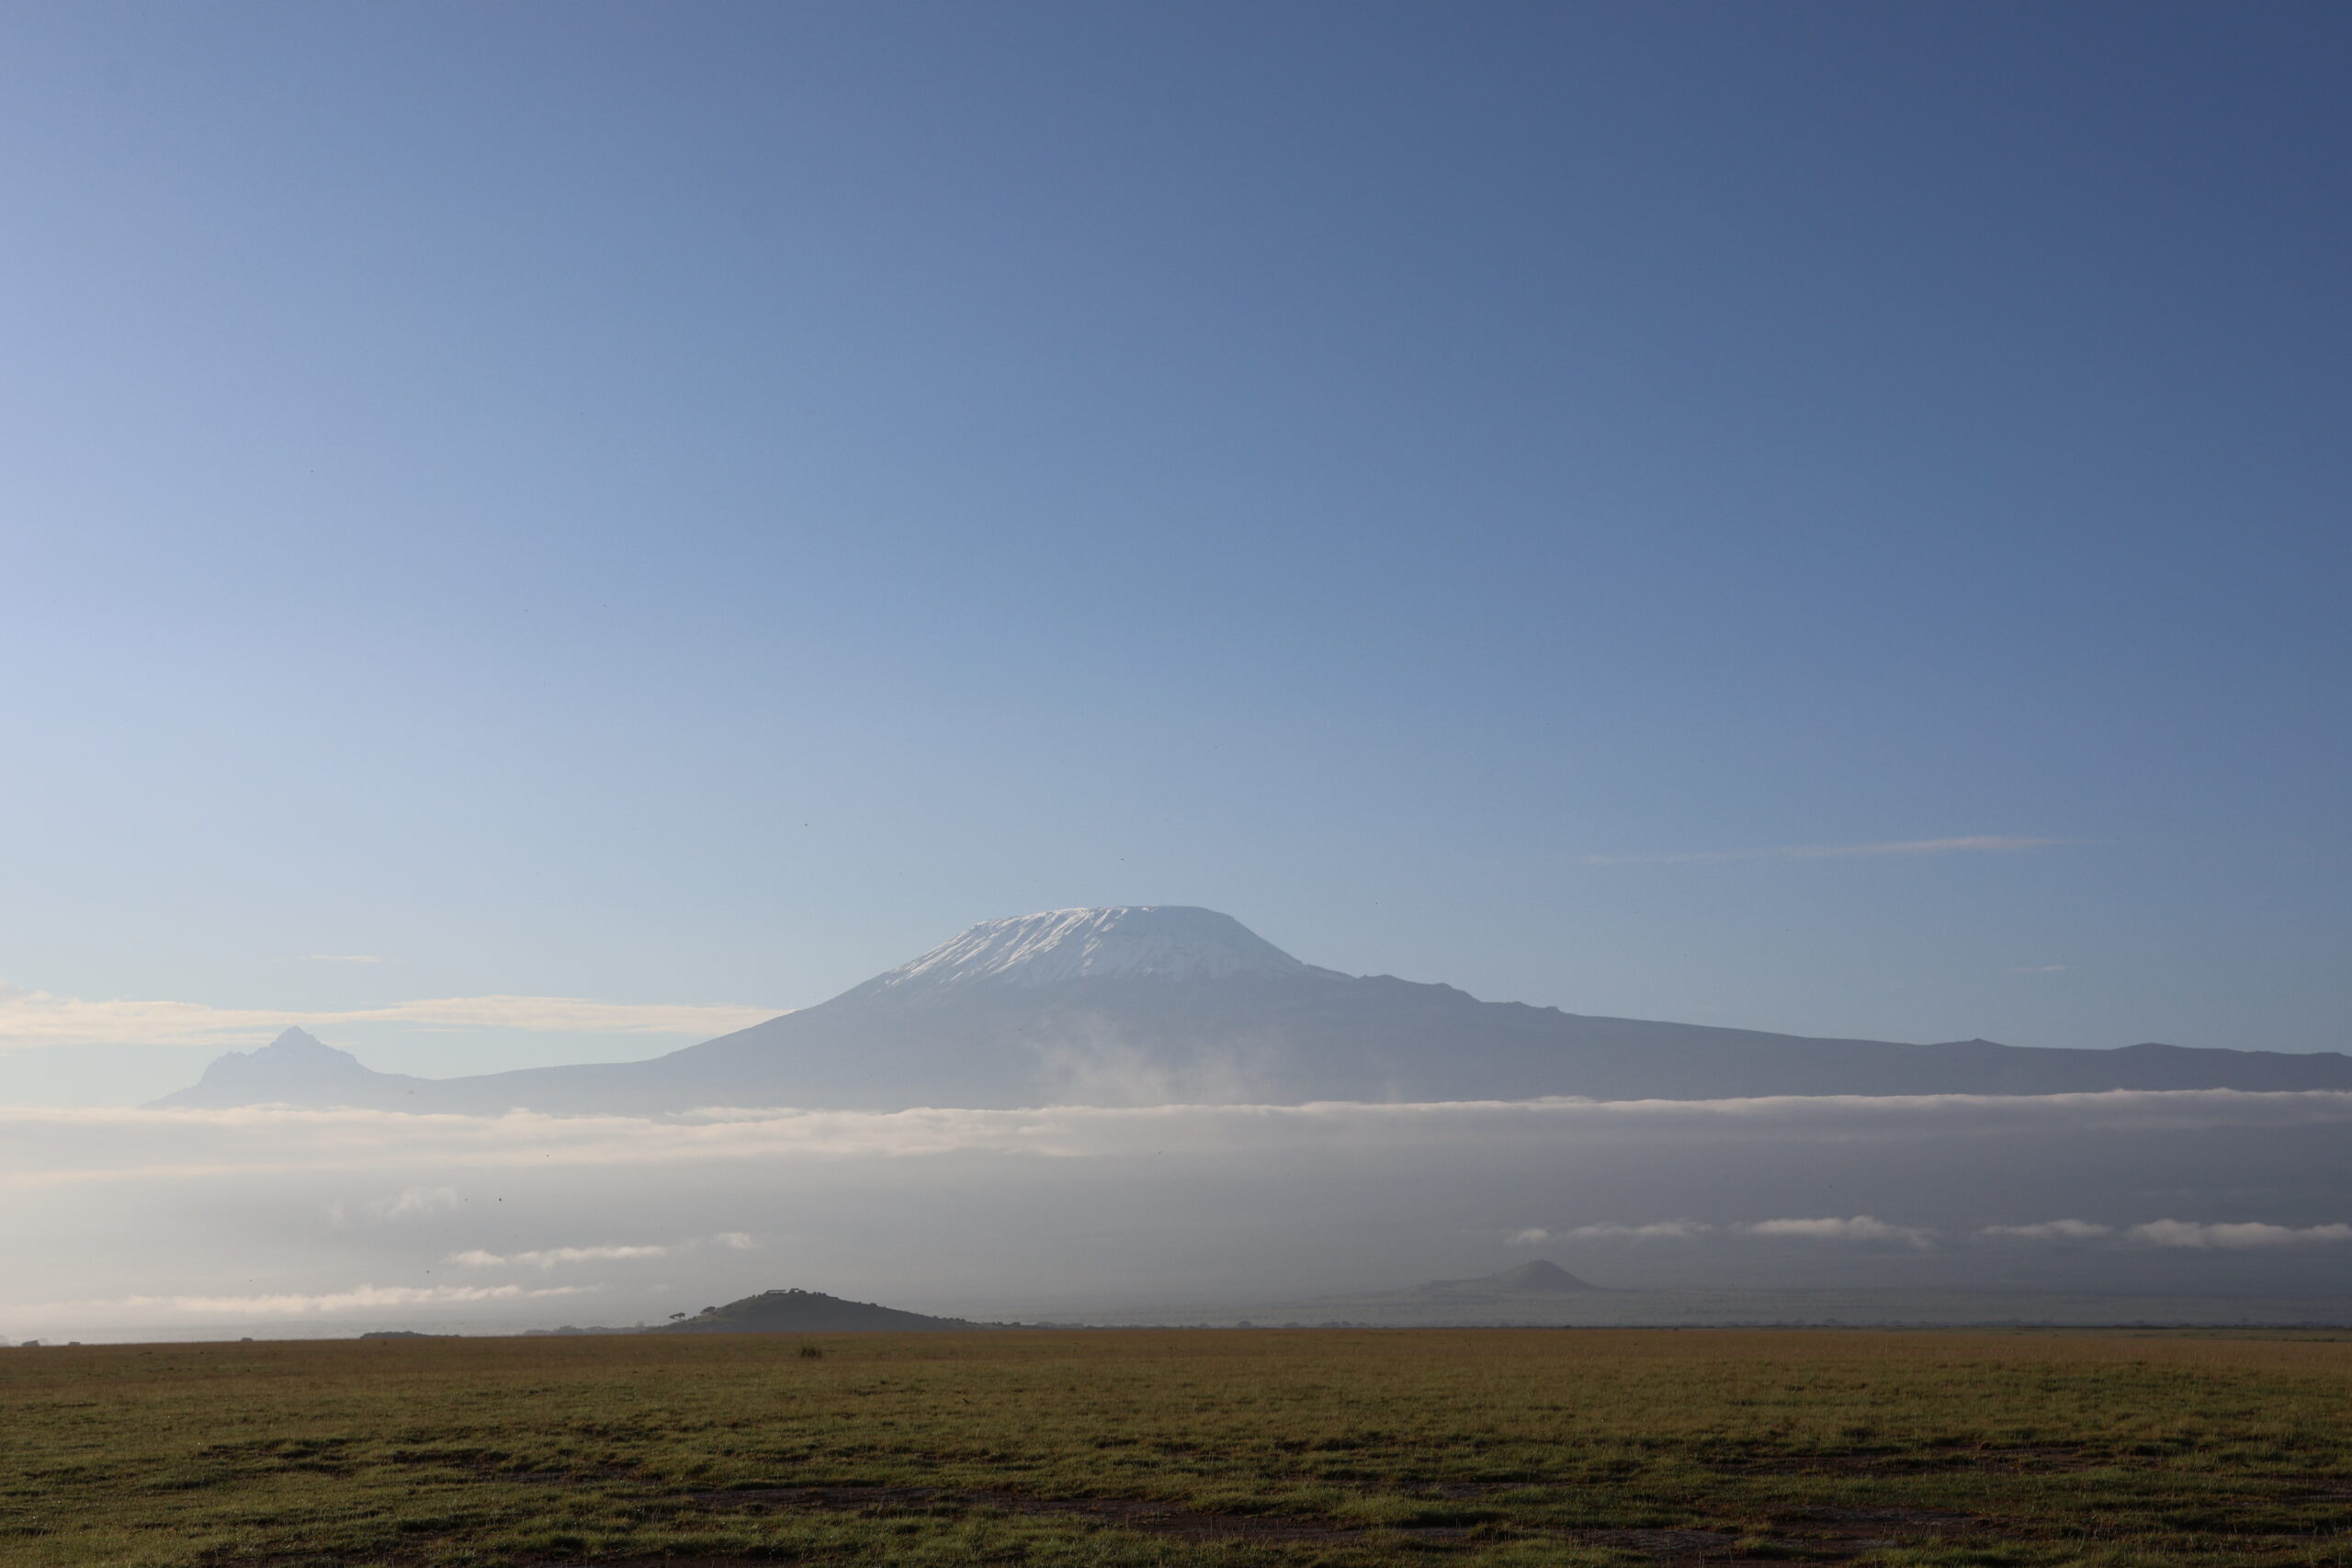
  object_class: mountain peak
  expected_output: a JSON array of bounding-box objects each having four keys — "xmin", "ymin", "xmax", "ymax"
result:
[
  {"xmin": 149, "ymin": 1026, "xmax": 394, "ymax": 1109},
  {"xmin": 848, "ymin": 906, "xmax": 1345, "ymax": 996}
]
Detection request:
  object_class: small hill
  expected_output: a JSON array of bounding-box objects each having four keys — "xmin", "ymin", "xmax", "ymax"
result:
[
  {"xmin": 655, "ymin": 1287, "xmax": 978, "ymax": 1333},
  {"xmin": 1488, "ymin": 1259, "xmax": 1600, "ymax": 1292},
  {"xmin": 1412, "ymin": 1259, "xmax": 1601, "ymax": 1297}
]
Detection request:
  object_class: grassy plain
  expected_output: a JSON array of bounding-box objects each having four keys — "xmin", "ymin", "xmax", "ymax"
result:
[{"xmin": 2, "ymin": 1328, "xmax": 2347, "ymax": 1568}]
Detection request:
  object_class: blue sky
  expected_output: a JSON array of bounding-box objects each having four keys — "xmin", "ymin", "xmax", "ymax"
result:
[{"xmin": 4, "ymin": 0, "xmax": 2346, "ymax": 1097}]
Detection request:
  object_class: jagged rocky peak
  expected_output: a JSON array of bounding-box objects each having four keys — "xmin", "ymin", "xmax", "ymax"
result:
[
  {"xmin": 210, "ymin": 1026, "xmax": 374, "ymax": 1078},
  {"xmin": 256, "ymin": 1026, "xmax": 338, "ymax": 1056},
  {"xmin": 852, "ymin": 906, "xmax": 1348, "ymax": 995},
  {"xmin": 149, "ymin": 1025, "xmax": 390, "ymax": 1109}
]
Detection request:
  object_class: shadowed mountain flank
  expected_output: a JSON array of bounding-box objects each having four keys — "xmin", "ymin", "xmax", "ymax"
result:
[{"xmin": 153, "ymin": 906, "xmax": 2352, "ymax": 1114}]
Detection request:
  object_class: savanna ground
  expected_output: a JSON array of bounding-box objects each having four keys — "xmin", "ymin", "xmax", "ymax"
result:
[{"xmin": 3, "ymin": 1328, "xmax": 2347, "ymax": 1568}]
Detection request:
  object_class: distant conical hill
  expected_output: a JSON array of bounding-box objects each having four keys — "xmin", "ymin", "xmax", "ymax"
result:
[
  {"xmin": 1412, "ymin": 1259, "xmax": 1601, "ymax": 1297},
  {"xmin": 656, "ymin": 1288, "xmax": 977, "ymax": 1333},
  {"xmin": 1487, "ymin": 1259, "xmax": 1599, "ymax": 1292},
  {"xmin": 153, "ymin": 905, "xmax": 2352, "ymax": 1114},
  {"xmin": 154, "ymin": 1027, "xmax": 434, "ymax": 1108}
]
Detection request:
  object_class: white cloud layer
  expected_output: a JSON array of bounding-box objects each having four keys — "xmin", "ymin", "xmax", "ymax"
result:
[
  {"xmin": 1583, "ymin": 836, "xmax": 2066, "ymax": 866},
  {"xmin": 0, "ymin": 983, "xmax": 782, "ymax": 1050}
]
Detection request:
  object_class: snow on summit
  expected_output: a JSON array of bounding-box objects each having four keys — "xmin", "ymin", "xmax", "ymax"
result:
[{"xmin": 857, "ymin": 907, "xmax": 1343, "ymax": 991}]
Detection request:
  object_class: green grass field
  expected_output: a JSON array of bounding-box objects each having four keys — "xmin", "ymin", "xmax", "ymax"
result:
[{"xmin": 4, "ymin": 1328, "xmax": 2347, "ymax": 1567}]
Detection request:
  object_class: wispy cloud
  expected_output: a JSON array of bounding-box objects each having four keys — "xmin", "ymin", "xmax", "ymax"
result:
[
  {"xmin": 369, "ymin": 1185, "xmax": 460, "ymax": 1220},
  {"xmin": 1530, "ymin": 1215, "xmax": 1945, "ymax": 1248},
  {"xmin": 448, "ymin": 1244, "xmax": 673, "ymax": 1269},
  {"xmin": 1981, "ymin": 1219, "xmax": 2112, "ymax": 1241},
  {"xmin": 1584, "ymin": 1220, "xmax": 1711, "ymax": 1240},
  {"xmin": 1582, "ymin": 836, "xmax": 2067, "ymax": 866},
  {"xmin": 447, "ymin": 1230, "xmax": 760, "ymax": 1269},
  {"xmin": 439, "ymin": 1232, "xmax": 762, "ymax": 1269},
  {"xmin": 329, "ymin": 1184, "xmax": 462, "ymax": 1228},
  {"xmin": 1514, "ymin": 1221, "xmax": 1713, "ymax": 1244},
  {"xmin": 39, "ymin": 1283, "xmax": 598, "ymax": 1315},
  {"xmin": 2125, "ymin": 1220, "xmax": 2352, "ymax": 1249},
  {"xmin": 1976, "ymin": 1218, "xmax": 2352, "ymax": 1247},
  {"xmin": 1516, "ymin": 1214, "xmax": 2352, "ymax": 1252},
  {"xmin": 1743, "ymin": 1215, "xmax": 1934, "ymax": 1247},
  {"xmin": 0, "ymin": 983, "xmax": 782, "ymax": 1050}
]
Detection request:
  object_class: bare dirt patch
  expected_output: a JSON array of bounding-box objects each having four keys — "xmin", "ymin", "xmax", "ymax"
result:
[
  {"xmin": 1769, "ymin": 1505, "xmax": 1983, "ymax": 1559},
  {"xmin": 1712, "ymin": 1442, "xmax": 2097, "ymax": 1477}
]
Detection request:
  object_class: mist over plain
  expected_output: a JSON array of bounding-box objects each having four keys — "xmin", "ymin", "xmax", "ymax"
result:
[{"xmin": 10, "ymin": 1085, "xmax": 2352, "ymax": 1341}]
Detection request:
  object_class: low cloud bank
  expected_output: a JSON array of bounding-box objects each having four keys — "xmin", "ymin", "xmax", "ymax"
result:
[
  {"xmin": 39, "ymin": 1283, "xmax": 598, "ymax": 1316},
  {"xmin": 6, "ymin": 1089, "xmax": 2350, "ymax": 1337},
  {"xmin": 0, "ymin": 983, "xmax": 781, "ymax": 1049},
  {"xmin": 9, "ymin": 1088, "xmax": 2352, "ymax": 1188},
  {"xmin": 1515, "ymin": 1216, "xmax": 2352, "ymax": 1252}
]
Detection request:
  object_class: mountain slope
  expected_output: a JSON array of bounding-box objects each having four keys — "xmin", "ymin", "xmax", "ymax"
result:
[
  {"xmin": 152, "ymin": 906, "xmax": 2352, "ymax": 1113},
  {"xmin": 153, "ymin": 1027, "xmax": 436, "ymax": 1109}
]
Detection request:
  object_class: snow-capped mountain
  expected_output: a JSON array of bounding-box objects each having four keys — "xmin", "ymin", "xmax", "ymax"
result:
[
  {"xmin": 153, "ymin": 905, "xmax": 2352, "ymax": 1113},
  {"xmin": 842, "ymin": 906, "xmax": 1347, "ymax": 994}
]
